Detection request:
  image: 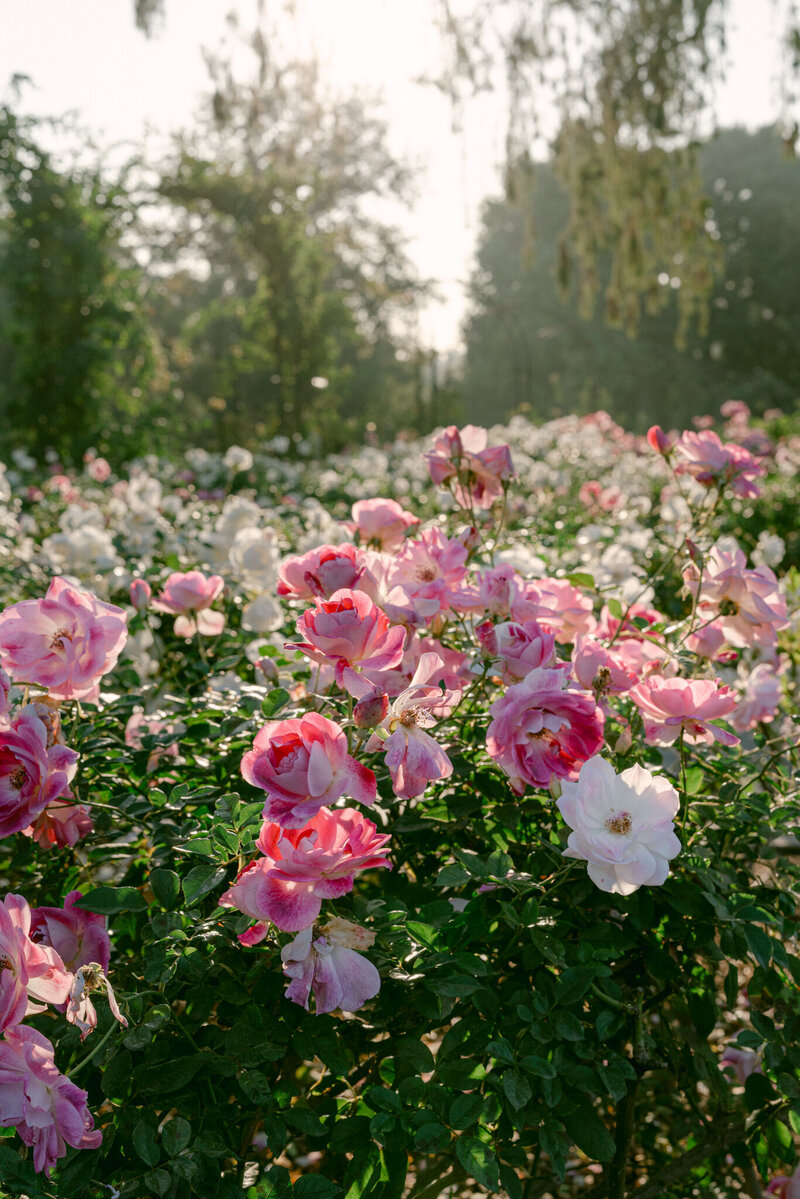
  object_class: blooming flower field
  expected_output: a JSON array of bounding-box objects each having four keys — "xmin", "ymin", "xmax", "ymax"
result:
[{"xmin": 1, "ymin": 404, "xmax": 799, "ymax": 1199}]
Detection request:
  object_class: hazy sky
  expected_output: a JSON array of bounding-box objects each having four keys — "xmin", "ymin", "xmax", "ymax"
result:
[{"xmin": 1, "ymin": 0, "xmax": 791, "ymax": 350}]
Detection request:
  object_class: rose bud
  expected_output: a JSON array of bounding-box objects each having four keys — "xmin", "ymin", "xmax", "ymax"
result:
[
  {"xmin": 475, "ymin": 619, "xmax": 498, "ymax": 657},
  {"xmin": 647, "ymin": 425, "xmax": 671, "ymax": 454},
  {"xmin": 129, "ymin": 579, "xmax": 152, "ymax": 613},
  {"xmin": 353, "ymin": 688, "xmax": 390, "ymax": 729}
]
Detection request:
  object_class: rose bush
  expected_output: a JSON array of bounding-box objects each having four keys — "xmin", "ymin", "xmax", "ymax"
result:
[{"xmin": 0, "ymin": 405, "xmax": 799, "ymax": 1199}]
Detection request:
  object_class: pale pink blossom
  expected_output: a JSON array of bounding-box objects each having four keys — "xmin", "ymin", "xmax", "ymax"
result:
[
  {"xmin": 281, "ymin": 921, "xmax": 381, "ymax": 1013},
  {"xmin": 571, "ymin": 634, "xmax": 638, "ymax": 696},
  {"xmin": 486, "ymin": 666, "xmax": 604, "ymax": 793},
  {"xmin": 277, "ymin": 543, "xmax": 377, "ymax": 601},
  {"xmin": 241, "ymin": 711, "xmax": 377, "ymax": 828},
  {"xmin": 0, "ymin": 706, "xmax": 79, "ymax": 837},
  {"xmin": 350, "ymin": 499, "xmax": 419, "ymax": 552},
  {"xmin": 425, "ymin": 424, "xmax": 514, "ymax": 510},
  {"xmin": 593, "ymin": 603, "xmax": 665, "ymax": 643},
  {"xmin": 730, "ymin": 661, "xmax": 783, "ymax": 732},
  {"xmin": 475, "ymin": 563, "xmax": 521, "ymax": 618},
  {"xmin": 510, "ymin": 578, "xmax": 594, "ymax": 644},
  {"xmin": 673, "ymin": 429, "xmax": 765, "ymax": 497},
  {"xmin": 557, "ymin": 757, "xmax": 681, "ymax": 895},
  {"xmin": 629, "ymin": 677, "xmax": 739, "ymax": 746},
  {"xmin": 0, "ymin": 577, "xmax": 128, "ymax": 702},
  {"xmin": 30, "ymin": 891, "xmax": 111, "ymax": 974},
  {"xmin": 65, "ymin": 962, "xmax": 128, "ymax": 1041},
  {"xmin": 85, "ymin": 455, "xmax": 111, "ymax": 482},
  {"xmin": 0, "ymin": 668, "xmax": 11, "ymax": 718},
  {"xmin": 0, "ymin": 1023, "xmax": 101, "ymax": 1175},
  {"xmin": 290, "ymin": 589, "xmax": 406, "ymax": 696},
  {"xmin": 22, "ymin": 801, "xmax": 93, "ymax": 850},
  {"xmin": 0, "ymin": 894, "xmax": 72, "ymax": 1033},
  {"xmin": 220, "ymin": 806, "xmax": 391, "ymax": 935},
  {"xmin": 385, "ymin": 528, "xmax": 478, "ymax": 623},
  {"xmin": 720, "ymin": 1045, "xmax": 763, "ymax": 1086},
  {"xmin": 364, "ymin": 652, "xmax": 461, "ymax": 799},
  {"xmin": 151, "ymin": 570, "xmax": 225, "ymax": 636},
  {"xmin": 684, "ymin": 541, "xmax": 788, "ymax": 651}
]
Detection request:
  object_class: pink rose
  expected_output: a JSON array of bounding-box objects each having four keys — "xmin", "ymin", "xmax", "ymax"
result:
[
  {"xmin": 364, "ymin": 652, "xmax": 461, "ymax": 799},
  {"xmin": 351, "ymin": 498, "xmax": 419, "ymax": 552},
  {"xmin": 290, "ymin": 589, "xmax": 406, "ymax": 696},
  {"xmin": 731, "ymin": 661, "xmax": 783, "ymax": 732},
  {"xmin": 30, "ymin": 891, "xmax": 111, "ymax": 974},
  {"xmin": 241, "ymin": 711, "xmax": 377, "ymax": 828},
  {"xmin": 22, "ymin": 801, "xmax": 93, "ymax": 850},
  {"xmin": 683, "ymin": 540, "xmax": 787, "ymax": 651},
  {"xmin": 510, "ymin": 578, "xmax": 594, "ymax": 644},
  {"xmin": 425, "ymin": 424, "xmax": 514, "ymax": 510},
  {"xmin": 277, "ymin": 543, "xmax": 377, "ymax": 601},
  {"xmin": 493, "ymin": 620, "xmax": 557, "ymax": 682},
  {"xmin": 673, "ymin": 429, "xmax": 765, "ymax": 497},
  {"xmin": 220, "ymin": 806, "xmax": 391, "ymax": 935},
  {"xmin": 281, "ymin": 921, "xmax": 381, "ymax": 1013},
  {"xmin": 151, "ymin": 570, "xmax": 225, "ymax": 637},
  {"xmin": 0, "ymin": 1024, "xmax": 101, "ymax": 1176},
  {"xmin": 129, "ymin": 579, "xmax": 151, "ymax": 612},
  {"xmin": 486, "ymin": 666, "xmax": 604, "ymax": 793},
  {"xmin": 384, "ymin": 528, "xmax": 478, "ymax": 623},
  {"xmin": 0, "ymin": 893, "xmax": 72, "ymax": 1033},
  {"xmin": 629, "ymin": 677, "xmax": 739, "ymax": 746},
  {"xmin": 0, "ymin": 577, "xmax": 128, "ymax": 702},
  {"xmin": 0, "ymin": 706, "xmax": 79, "ymax": 837}
]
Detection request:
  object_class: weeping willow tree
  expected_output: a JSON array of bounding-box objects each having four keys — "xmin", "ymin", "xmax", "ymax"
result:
[{"xmin": 433, "ymin": 0, "xmax": 800, "ymax": 344}]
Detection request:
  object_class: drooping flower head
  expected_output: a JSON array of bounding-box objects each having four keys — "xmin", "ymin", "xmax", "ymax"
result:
[
  {"xmin": 0, "ymin": 1024, "xmax": 102, "ymax": 1175},
  {"xmin": 0, "ymin": 577, "xmax": 128, "ymax": 702},
  {"xmin": 556, "ymin": 757, "xmax": 681, "ymax": 895},
  {"xmin": 281, "ymin": 921, "xmax": 381, "ymax": 1014},
  {"xmin": 241, "ymin": 711, "xmax": 377, "ymax": 828}
]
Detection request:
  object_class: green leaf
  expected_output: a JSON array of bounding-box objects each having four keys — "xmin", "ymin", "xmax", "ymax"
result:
[
  {"xmin": 406, "ymin": 921, "xmax": 439, "ymax": 949},
  {"xmin": 343, "ymin": 1145, "xmax": 383, "ymax": 1197},
  {"xmin": 182, "ymin": 863, "xmax": 228, "ymax": 907},
  {"xmin": 449, "ymin": 1092, "xmax": 484, "ymax": 1129},
  {"xmin": 134, "ymin": 1121, "xmax": 161, "ymax": 1167},
  {"xmin": 503, "ymin": 1069, "xmax": 533, "ymax": 1111},
  {"xmin": 162, "ymin": 1116, "xmax": 192, "ymax": 1157},
  {"xmin": 240, "ymin": 1069, "xmax": 271, "ymax": 1104},
  {"xmin": 0, "ymin": 1146, "xmax": 49, "ymax": 1196},
  {"xmin": 563, "ymin": 1101, "xmax": 615, "ymax": 1162},
  {"xmin": 144, "ymin": 1169, "xmax": 172, "ymax": 1197},
  {"xmin": 456, "ymin": 1135, "xmax": 500, "ymax": 1192},
  {"xmin": 262, "ymin": 687, "xmax": 291, "ymax": 718},
  {"xmin": 293, "ymin": 1177, "xmax": 340, "ymax": 1197},
  {"xmin": 77, "ymin": 885, "xmax": 147, "ymax": 914},
  {"xmin": 744, "ymin": 924, "xmax": 773, "ymax": 969},
  {"xmin": 789, "ymin": 1107, "xmax": 800, "ymax": 1137},
  {"xmin": 436, "ymin": 864, "xmax": 472, "ymax": 887},
  {"xmin": 567, "ymin": 572, "xmax": 595, "ymax": 589},
  {"xmin": 150, "ymin": 868, "xmax": 181, "ymax": 909}
]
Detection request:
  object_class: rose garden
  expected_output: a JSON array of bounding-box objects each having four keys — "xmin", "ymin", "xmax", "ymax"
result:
[{"xmin": 0, "ymin": 406, "xmax": 799, "ymax": 1198}]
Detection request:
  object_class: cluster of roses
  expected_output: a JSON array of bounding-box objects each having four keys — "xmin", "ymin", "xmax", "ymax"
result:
[{"xmin": 0, "ymin": 578, "xmax": 130, "ymax": 1173}]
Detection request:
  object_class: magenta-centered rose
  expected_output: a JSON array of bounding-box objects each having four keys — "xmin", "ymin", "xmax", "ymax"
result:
[
  {"xmin": 486, "ymin": 666, "xmax": 604, "ymax": 793},
  {"xmin": 0, "ymin": 706, "xmax": 79, "ymax": 838},
  {"xmin": 241, "ymin": 712, "xmax": 377, "ymax": 828},
  {"xmin": 290, "ymin": 589, "xmax": 406, "ymax": 695},
  {"xmin": 0, "ymin": 577, "xmax": 127, "ymax": 702}
]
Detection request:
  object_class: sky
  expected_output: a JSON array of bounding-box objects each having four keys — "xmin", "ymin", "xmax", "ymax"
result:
[{"xmin": 0, "ymin": 0, "xmax": 792, "ymax": 352}]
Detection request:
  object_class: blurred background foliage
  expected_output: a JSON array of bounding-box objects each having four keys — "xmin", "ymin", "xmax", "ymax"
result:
[{"xmin": 0, "ymin": 1, "xmax": 799, "ymax": 464}]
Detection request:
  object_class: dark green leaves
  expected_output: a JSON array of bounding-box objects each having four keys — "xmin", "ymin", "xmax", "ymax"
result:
[{"xmin": 77, "ymin": 885, "xmax": 147, "ymax": 914}]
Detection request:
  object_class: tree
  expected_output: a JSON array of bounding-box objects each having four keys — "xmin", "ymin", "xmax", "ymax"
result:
[
  {"xmin": 434, "ymin": 0, "xmax": 800, "ymax": 340},
  {"xmin": 152, "ymin": 24, "xmax": 422, "ymax": 450},
  {"xmin": 461, "ymin": 126, "xmax": 800, "ymax": 431},
  {"xmin": 0, "ymin": 106, "xmax": 159, "ymax": 464}
]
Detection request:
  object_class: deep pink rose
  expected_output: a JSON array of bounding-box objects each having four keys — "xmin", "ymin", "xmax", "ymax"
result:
[
  {"xmin": 30, "ymin": 891, "xmax": 111, "ymax": 974},
  {"xmin": 289, "ymin": 589, "xmax": 406, "ymax": 695},
  {"xmin": 242, "ymin": 711, "xmax": 377, "ymax": 828},
  {"xmin": 0, "ymin": 893, "xmax": 72, "ymax": 1033},
  {"xmin": 629, "ymin": 677, "xmax": 739, "ymax": 746},
  {"xmin": 486, "ymin": 666, "xmax": 605, "ymax": 793},
  {"xmin": 0, "ymin": 577, "xmax": 128, "ymax": 702},
  {"xmin": 277, "ymin": 543, "xmax": 376, "ymax": 601},
  {"xmin": 0, "ymin": 706, "xmax": 79, "ymax": 837},
  {"xmin": 0, "ymin": 1024, "xmax": 101, "ymax": 1176},
  {"xmin": 151, "ymin": 570, "xmax": 225, "ymax": 636},
  {"xmin": 220, "ymin": 806, "xmax": 391, "ymax": 934},
  {"xmin": 22, "ymin": 801, "xmax": 93, "ymax": 850}
]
